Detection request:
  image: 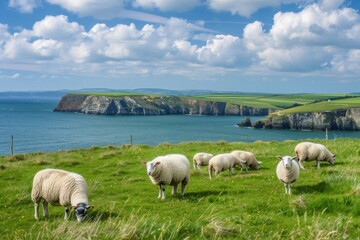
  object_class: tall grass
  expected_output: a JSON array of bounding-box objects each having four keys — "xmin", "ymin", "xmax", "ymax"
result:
[{"xmin": 1, "ymin": 139, "xmax": 359, "ymax": 239}]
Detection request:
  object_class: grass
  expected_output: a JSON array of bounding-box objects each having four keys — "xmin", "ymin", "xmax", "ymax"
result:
[
  {"xmin": 279, "ymin": 97, "xmax": 360, "ymax": 114},
  {"xmin": 1, "ymin": 139, "xmax": 359, "ymax": 239},
  {"xmin": 190, "ymin": 94, "xmax": 356, "ymax": 109}
]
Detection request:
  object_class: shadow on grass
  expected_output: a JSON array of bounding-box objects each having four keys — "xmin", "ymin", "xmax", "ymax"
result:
[{"xmin": 296, "ymin": 181, "xmax": 329, "ymax": 194}]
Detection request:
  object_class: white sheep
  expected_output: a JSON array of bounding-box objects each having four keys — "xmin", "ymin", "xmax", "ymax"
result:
[
  {"xmin": 193, "ymin": 152, "xmax": 214, "ymax": 169},
  {"xmin": 31, "ymin": 168, "xmax": 92, "ymax": 222},
  {"xmin": 276, "ymin": 156, "xmax": 300, "ymax": 195},
  {"xmin": 208, "ymin": 153, "xmax": 246, "ymax": 179},
  {"xmin": 230, "ymin": 150, "xmax": 262, "ymax": 170},
  {"xmin": 294, "ymin": 142, "xmax": 336, "ymax": 169},
  {"xmin": 143, "ymin": 154, "xmax": 190, "ymax": 200}
]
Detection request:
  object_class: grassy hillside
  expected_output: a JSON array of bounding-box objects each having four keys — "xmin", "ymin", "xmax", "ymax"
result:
[
  {"xmin": 279, "ymin": 97, "xmax": 360, "ymax": 114},
  {"xmin": 190, "ymin": 94, "xmax": 353, "ymax": 109},
  {"xmin": 1, "ymin": 140, "xmax": 360, "ymax": 239}
]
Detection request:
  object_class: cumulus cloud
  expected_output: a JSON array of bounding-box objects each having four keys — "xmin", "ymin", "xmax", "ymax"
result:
[
  {"xmin": 33, "ymin": 15, "xmax": 84, "ymax": 40},
  {"xmin": 243, "ymin": 1, "xmax": 360, "ymax": 73},
  {"xmin": 133, "ymin": 0, "xmax": 202, "ymax": 12},
  {"xmin": 8, "ymin": 0, "xmax": 39, "ymax": 13}
]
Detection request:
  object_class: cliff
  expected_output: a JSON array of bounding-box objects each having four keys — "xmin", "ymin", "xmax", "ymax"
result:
[
  {"xmin": 252, "ymin": 109, "xmax": 360, "ymax": 131},
  {"xmin": 53, "ymin": 94, "xmax": 270, "ymax": 116}
]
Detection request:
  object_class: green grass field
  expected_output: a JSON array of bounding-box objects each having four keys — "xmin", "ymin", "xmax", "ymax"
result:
[
  {"xmin": 190, "ymin": 94, "xmax": 355, "ymax": 109},
  {"xmin": 1, "ymin": 139, "xmax": 360, "ymax": 239},
  {"xmin": 279, "ymin": 97, "xmax": 360, "ymax": 114}
]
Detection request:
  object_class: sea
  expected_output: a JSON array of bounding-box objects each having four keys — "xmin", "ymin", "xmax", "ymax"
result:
[{"xmin": 0, "ymin": 98, "xmax": 359, "ymax": 155}]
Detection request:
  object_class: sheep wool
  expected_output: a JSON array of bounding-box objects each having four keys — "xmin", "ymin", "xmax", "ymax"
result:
[
  {"xmin": 208, "ymin": 153, "xmax": 246, "ymax": 179},
  {"xmin": 193, "ymin": 152, "xmax": 214, "ymax": 169},
  {"xmin": 276, "ymin": 156, "xmax": 300, "ymax": 195},
  {"xmin": 31, "ymin": 168, "xmax": 91, "ymax": 222},
  {"xmin": 295, "ymin": 142, "xmax": 336, "ymax": 169},
  {"xmin": 144, "ymin": 154, "xmax": 190, "ymax": 200},
  {"xmin": 230, "ymin": 150, "xmax": 262, "ymax": 170}
]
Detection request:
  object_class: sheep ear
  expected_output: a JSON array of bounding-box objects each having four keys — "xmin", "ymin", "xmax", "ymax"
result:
[
  {"xmin": 292, "ymin": 156, "xmax": 299, "ymax": 160},
  {"xmin": 70, "ymin": 206, "xmax": 76, "ymax": 209},
  {"xmin": 142, "ymin": 161, "xmax": 147, "ymax": 165},
  {"xmin": 333, "ymin": 154, "xmax": 336, "ymax": 157},
  {"xmin": 86, "ymin": 205, "xmax": 94, "ymax": 209},
  {"xmin": 276, "ymin": 156, "xmax": 283, "ymax": 161},
  {"xmin": 258, "ymin": 161, "xmax": 262, "ymax": 165},
  {"xmin": 155, "ymin": 161, "xmax": 161, "ymax": 165}
]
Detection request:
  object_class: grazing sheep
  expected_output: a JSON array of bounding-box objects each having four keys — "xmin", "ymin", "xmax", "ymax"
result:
[
  {"xmin": 193, "ymin": 152, "xmax": 214, "ymax": 169},
  {"xmin": 31, "ymin": 168, "xmax": 92, "ymax": 222},
  {"xmin": 143, "ymin": 154, "xmax": 190, "ymax": 200},
  {"xmin": 230, "ymin": 150, "xmax": 262, "ymax": 170},
  {"xmin": 276, "ymin": 156, "xmax": 300, "ymax": 195},
  {"xmin": 208, "ymin": 153, "xmax": 246, "ymax": 179},
  {"xmin": 294, "ymin": 142, "xmax": 336, "ymax": 169}
]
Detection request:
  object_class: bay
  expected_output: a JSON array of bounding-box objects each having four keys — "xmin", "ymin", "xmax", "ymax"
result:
[{"xmin": 0, "ymin": 98, "xmax": 359, "ymax": 155}]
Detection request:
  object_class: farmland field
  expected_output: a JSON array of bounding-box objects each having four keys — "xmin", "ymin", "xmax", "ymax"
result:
[{"xmin": 1, "ymin": 139, "xmax": 360, "ymax": 239}]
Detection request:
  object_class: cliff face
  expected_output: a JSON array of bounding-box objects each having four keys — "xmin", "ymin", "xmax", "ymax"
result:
[
  {"xmin": 253, "ymin": 109, "xmax": 360, "ymax": 131},
  {"xmin": 54, "ymin": 94, "xmax": 270, "ymax": 116}
]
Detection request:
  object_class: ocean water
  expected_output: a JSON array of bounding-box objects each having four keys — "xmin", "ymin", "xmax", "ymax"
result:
[{"xmin": 0, "ymin": 98, "xmax": 359, "ymax": 155}]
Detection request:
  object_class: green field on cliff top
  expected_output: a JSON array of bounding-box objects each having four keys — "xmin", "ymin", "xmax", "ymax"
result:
[
  {"xmin": 1, "ymin": 140, "xmax": 360, "ymax": 239},
  {"xmin": 72, "ymin": 92, "xmax": 360, "ymax": 113}
]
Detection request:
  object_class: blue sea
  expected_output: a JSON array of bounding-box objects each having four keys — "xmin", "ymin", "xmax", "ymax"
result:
[{"xmin": 0, "ymin": 98, "xmax": 359, "ymax": 155}]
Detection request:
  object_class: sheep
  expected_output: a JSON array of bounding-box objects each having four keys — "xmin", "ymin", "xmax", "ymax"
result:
[
  {"xmin": 31, "ymin": 168, "xmax": 92, "ymax": 222},
  {"xmin": 230, "ymin": 150, "xmax": 262, "ymax": 170},
  {"xmin": 294, "ymin": 142, "xmax": 336, "ymax": 169},
  {"xmin": 208, "ymin": 153, "xmax": 246, "ymax": 179},
  {"xmin": 276, "ymin": 156, "xmax": 300, "ymax": 195},
  {"xmin": 193, "ymin": 152, "xmax": 214, "ymax": 169},
  {"xmin": 143, "ymin": 154, "xmax": 190, "ymax": 200}
]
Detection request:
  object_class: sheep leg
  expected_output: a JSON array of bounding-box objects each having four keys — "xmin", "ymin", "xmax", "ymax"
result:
[
  {"xmin": 34, "ymin": 201, "xmax": 40, "ymax": 220},
  {"xmin": 316, "ymin": 160, "xmax": 320, "ymax": 169},
  {"xmin": 299, "ymin": 160, "xmax": 305, "ymax": 170},
  {"xmin": 230, "ymin": 167, "xmax": 234, "ymax": 175},
  {"xmin": 288, "ymin": 184, "xmax": 292, "ymax": 195},
  {"xmin": 172, "ymin": 185, "xmax": 178, "ymax": 195},
  {"xmin": 284, "ymin": 183, "xmax": 288, "ymax": 194},
  {"xmin": 158, "ymin": 185, "xmax": 162, "ymax": 199},
  {"xmin": 42, "ymin": 200, "xmax": 49, "ymax": 218},
  {"xmin": 64, "ymin": 207, "xmax": 69, "ymax": 220},
  {"xmin": 160, "ymin": 184, "xmax": 166, "ymax": 200},
  {"xmin": 181, "ymin": 179, "xmax": 188, "ymax": 197}
]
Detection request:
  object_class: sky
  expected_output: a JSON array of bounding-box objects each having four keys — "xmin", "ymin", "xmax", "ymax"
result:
[{"xmin": 0, "ymin": 0, "xmax": 359, "ymax": 93}]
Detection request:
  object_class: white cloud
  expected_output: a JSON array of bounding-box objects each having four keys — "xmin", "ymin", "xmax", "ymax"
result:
[
  {"xmin": 243, "ymin": 2, "xmax": 360, "ymax": 73},
  {"xmin": 133, "ymin": 0, "xmax": 201, "ymax": 12},
  {"xmin": 33, "ymin": 15, "xmax": 84, "ymax": 40},
  {"xmin": 207, "ymin": 0, "xmax": 300, "ymax": 17},
  {"xmin": 8, "ymin": 0, "xmax": 39, "ymax": 13}
]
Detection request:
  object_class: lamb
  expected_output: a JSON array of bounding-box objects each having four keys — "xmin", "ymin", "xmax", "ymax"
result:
[
  {"xmin": 193, "ymin": 152, "xmax": 214, "ymax": 169},
  {"xmin": 230, "ymin": 150, "xmax": 262, "ymax": 170},
  {"xmin": 294, "ymin": 142, "xmax": 336, "ymax": 169},
  {"xmin": 143, "ymin": 154, "xmax": 190, "ymax": 200},
  {"xmin": 208, "ymin": 153, "xmax": 246, "ymax": 179},
  {"xmin": 276, "ymin": 156, "xmax": 300, "ymax": 195},
  {"xmin": 31, "ymin": 168, "xmax": 92, "ymax": 222}
]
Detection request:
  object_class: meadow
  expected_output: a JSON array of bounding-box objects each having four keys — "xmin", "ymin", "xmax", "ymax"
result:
[{"xmin": 1, "ymin": 139, "xmax": 360, "ymax": 239}]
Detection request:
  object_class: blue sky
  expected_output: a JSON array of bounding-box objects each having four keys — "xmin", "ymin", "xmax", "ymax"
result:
[{"xmin": 0, "ymin": 0, "xmax": 359, "ymax": 93}]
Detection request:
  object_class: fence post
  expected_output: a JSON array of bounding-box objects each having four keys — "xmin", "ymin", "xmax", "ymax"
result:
[
  {"xmin": 130, "ymin": 134, "xmax": 133, "ymax": 145},
  {"xmin": 10, "ymin": 135, "xmax": 14, "ymax": 156},
  {"xmin": 325, "ymin": 128, "xmax": 328, "ymax": 141}
]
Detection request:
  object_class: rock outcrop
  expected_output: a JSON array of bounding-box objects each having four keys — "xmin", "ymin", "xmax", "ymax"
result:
[
  {"xmin": 252, "ymin": 109, "xmax": 360, "ymax": 131},
  {"xmin": 54, "ymin": 94, "xmax": 270, "ymax": 116}
]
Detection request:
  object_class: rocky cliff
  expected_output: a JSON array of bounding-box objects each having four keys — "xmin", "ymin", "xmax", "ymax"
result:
[
  {"xmin": 252, "ymin": 109, "xmax": 360, "ymax": 131},
  {"xmin": 54, "ymin": 94, "xmax": 270, "ymax": 116}
]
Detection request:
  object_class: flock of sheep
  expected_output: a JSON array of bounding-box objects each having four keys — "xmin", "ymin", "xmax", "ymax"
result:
[{"xmin": 31, "ymin": 141, "xmax": 336, "ymax": 222}]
